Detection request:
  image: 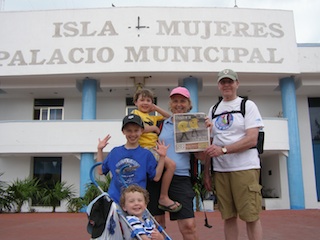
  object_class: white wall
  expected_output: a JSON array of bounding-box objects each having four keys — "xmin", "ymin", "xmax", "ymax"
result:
[
  {"xmin": 0, "ymin": 94, "xmax": 284, "ymax": 122},
  {"xmin": 64, "ymin": 97, "xmax": 81, "ymax": 120},
  {"xmin": 0, "ymin": 98, "xmax": 34, "ymax": 120},
  {"xmin": 251, "ymin": 95, "xmax": 283, "ymax": 118},
  {"xmin": 0, "ymin": 156, "xmax": 32, "ymax": 182},
  {"xmin": 97, "ymin": 96, "xmax": 127, "ymax": 119},
  {"xmin": 299, "ymin": 47, "xmax": 320, "ymax": 72}
]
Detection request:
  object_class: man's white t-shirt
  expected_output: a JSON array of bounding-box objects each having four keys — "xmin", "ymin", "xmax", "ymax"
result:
[{"xmin": 208, "ymin": 97, "xmax": 264, "ymax": 172}]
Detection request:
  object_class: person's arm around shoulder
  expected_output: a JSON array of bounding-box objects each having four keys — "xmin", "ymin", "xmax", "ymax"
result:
[
  {"xmin": 143, "ymin": 122, "xmax": 160, "ymax": 134},
  {"xmin": 153, "ymin": 140, "xmax": 169, "ymax": 182},
  {"xmin": 132, "ymin": 108, "xmax": 160, "ymax": 134},
  {"xmin": 96, "ymin": 134, "xmax": 111, "ymax": 175},
  {"xmin": 152, "ymin": 104, "xmax": 170, "ymax": 118}
]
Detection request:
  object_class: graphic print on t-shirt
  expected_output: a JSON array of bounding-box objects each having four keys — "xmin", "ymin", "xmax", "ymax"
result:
[
  {"xmin": 115, "ymin": 158, "xmax": 140, "ymax": 188},
  {"xmin": 215, "ymin": 112, "xmax": 234, "ymax": 130}
]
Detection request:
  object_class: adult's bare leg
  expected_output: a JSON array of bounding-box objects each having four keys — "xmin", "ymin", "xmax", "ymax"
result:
[
  {"xmin": 177, "ymin": 217, "xmax": 199, "ymax": 240},
  {"xmin": 224, "ymin": 217, "xmax": 238, "ymax": 240},
  {"xmin": 246, "ymin": 219, "xmax": 262, "ymax": 240}
]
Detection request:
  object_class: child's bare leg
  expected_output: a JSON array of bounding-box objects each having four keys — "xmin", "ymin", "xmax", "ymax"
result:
[{"xmin": 158, "ymin": 157, "xmax": 181, "ymax": 210}]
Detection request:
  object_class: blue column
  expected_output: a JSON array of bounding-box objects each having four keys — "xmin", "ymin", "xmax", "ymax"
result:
[
  {"xmin": 279, "ymin": 77, "xmax": 305, "ymax": 209},
  {"xmin": 81, "ymin": 79, "xmax": 97, "ymax": 120},
  {"xmin": 183, "ymin": 77, "xmax": 199, "ymax": 112},
  {"xmin": 80, "ymin": 79, "xmax": 97, "ymax": 199}
]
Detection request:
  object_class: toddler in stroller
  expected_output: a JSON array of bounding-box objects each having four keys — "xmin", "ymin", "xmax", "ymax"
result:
[
  {"xmin": 120, "ymin": 185, "xmax": 166, "ymax": 240},
  {"xmin": 86, "ymin": 162, "xmax": 172, "ymax": 240}
]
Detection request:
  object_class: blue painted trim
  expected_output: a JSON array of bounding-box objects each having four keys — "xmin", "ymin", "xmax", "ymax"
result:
[
  {"xmin": 183, "ymin": 77, "xmax": 198, "ymax": 112},
  {"xmin": 280, "ymin": 77, "xmax": 305, "ymax": 209}
]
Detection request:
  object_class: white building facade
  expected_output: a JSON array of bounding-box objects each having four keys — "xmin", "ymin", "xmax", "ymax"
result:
[{"xmin": 0, "ymin": 7, "xmax": 319, "ymax": 212}]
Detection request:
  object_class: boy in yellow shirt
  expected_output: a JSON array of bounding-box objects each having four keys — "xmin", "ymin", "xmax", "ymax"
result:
[{"xmin": 132, "ymin": 88, "xmax": 182, "ymax": 212}]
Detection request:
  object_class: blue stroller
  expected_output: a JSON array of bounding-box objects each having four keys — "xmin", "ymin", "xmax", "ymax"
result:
[{"xmin": 86, "ymin": 162, "xmax": 172, "ymax": 240}]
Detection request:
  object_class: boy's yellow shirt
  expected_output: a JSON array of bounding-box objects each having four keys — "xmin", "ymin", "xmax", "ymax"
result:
[{"xmin": 131, "ymin": 109, "xmax": 165, "ymax": 148}]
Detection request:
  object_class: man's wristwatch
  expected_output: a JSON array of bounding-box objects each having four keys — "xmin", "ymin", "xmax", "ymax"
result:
[{"xmin": 221, "ymin": 146, "xmax": 227, "ymax": 154}]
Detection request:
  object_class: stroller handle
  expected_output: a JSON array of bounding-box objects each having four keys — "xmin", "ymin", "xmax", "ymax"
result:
[
  {"xmin": 89, "ymin": 162, "xmax": 102, "ymax": 188},
  {"xmin": 88, "ymin": 161, "xmax": 172, "ymax": 240}
]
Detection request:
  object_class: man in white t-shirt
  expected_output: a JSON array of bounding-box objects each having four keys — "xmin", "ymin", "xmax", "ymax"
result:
[{"xmin": 204, "ymin": 69, "xmax": 264, "ymax": 240}]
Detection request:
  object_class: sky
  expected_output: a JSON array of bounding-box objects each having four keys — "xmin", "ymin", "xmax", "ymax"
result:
[{"xmin": 1, "ymin": 0, "xmax": 320, "ymax": 43}]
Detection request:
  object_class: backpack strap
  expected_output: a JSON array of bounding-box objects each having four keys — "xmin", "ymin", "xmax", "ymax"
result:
[
  {"xmin": 211, "ymin": 98, "xmax": 247, "ymax": 119},
  {"xmin": 211, "ymin": 98, "xmax": 223, "ymax": 119},
  {"xmin": 240, "ymin": 98, "xmax": 247, "ymax": 117}
]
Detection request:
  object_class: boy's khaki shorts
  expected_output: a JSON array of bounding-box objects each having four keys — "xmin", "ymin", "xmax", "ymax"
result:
[{"xmin": 214, "ymin": 169, "xmax": 262, "ymax": 222}]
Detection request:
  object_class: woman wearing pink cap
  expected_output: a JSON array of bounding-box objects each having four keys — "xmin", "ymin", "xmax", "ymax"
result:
[{"xmin": 147, "ymin": 86, "xmax": 199, "ymax": 239}]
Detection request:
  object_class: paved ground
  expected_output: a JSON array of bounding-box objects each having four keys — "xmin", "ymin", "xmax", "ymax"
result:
[{"xmin": 0, "ymin": 209, "xmax": 319, "ymax": 239}]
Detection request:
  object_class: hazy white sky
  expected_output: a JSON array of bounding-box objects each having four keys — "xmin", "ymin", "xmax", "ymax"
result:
[{"xmin": 2, "ymin": 0, "xmax": 320, "ymax": 43}]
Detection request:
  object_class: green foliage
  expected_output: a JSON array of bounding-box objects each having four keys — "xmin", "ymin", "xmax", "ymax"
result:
[
  {"xmin": 67, "ymin": 174, "xmax": 111, "ymax": 212},
  {"xmin": 67, "ymin": 197, "xmax": 83, "ymax": 213},
  {"xmin": 7, "ymin": 177, "xmax": 40, "ymax": 213},
  {"xmin": 39, "ymin": 181, "xmax": 75, "ymax": 212},
  {"xmin": 66, "ymin": 173, "xmax": 111, "ymax": 213},
  {"xmin": 83, "ymin": 174, "xmax": 111, "ymax": 204},
  {"xmin": 192, "ymin": 172, "xmax": 208, "ymax": 212},
  {"xmin": 0, "ymin": 173, "xmax": 14, "ymax": 212},
  {"xmin": 1, "ymin": 171, "xmax": 111, "ymax": 213}
]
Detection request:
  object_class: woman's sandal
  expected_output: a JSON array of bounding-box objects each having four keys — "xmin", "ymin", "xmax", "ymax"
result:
[{"xmin": 158, "ymin": 201, "xmax": 182, "ymax": 213}]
